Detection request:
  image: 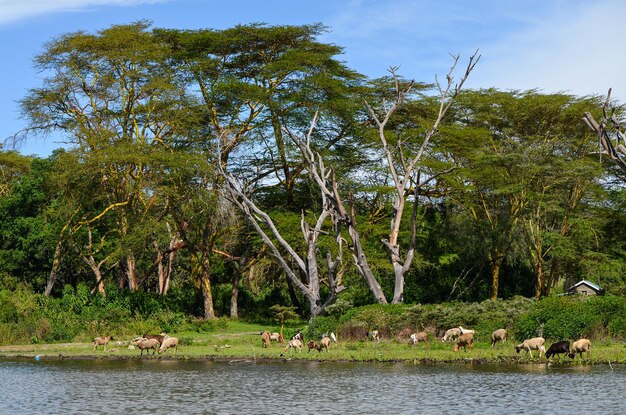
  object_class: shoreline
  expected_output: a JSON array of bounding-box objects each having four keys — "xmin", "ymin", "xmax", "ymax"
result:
[
  {"xmin": 2, "ymin": 330, "xmax": 624, "ymax": 366},
  {"xmin": 0, "ymin": 352, "xmax": 621, "ymax": 366}
]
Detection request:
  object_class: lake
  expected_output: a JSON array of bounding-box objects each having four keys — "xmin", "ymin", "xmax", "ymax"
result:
[{"xmin": 1, "ymin": 359, "xmax": 624, "ymax": 414}]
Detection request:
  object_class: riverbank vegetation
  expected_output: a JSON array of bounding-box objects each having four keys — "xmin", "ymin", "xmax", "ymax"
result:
[
  {"xmin": 2, "ymin": 22, "xmax": 626, "ymax": 335},
  {"xmin": 1, "ymin": 285, "xmax": 625, "ymax": 347}
]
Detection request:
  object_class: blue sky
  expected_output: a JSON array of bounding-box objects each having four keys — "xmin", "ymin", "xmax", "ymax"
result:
[{"xmin": 2, "ymin": 0, "xmax": 626, "ymax": 157}]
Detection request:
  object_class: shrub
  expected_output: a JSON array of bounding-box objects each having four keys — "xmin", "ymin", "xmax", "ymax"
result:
[
  {"xmin": 513, "ymin": 295, "xmax": 626, "ymax": 341},
  {"xmin": 307, "ymin": 316, "xmax": 338, "ymax": 339}
]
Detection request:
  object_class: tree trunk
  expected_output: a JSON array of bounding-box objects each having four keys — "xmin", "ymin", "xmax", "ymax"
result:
[
  {"xmin": 392, "ymin": 262, "xmax": 404, "ymax": 304},
  {"xmin": 126, "ymin": 254, "xmax": 138, "ymax": 291},
  {"xmin": 83, "ymin": 256, "xmax": 105, "ymax": 295},
  {"xmin": 93, "ymin": 268, "xmax": 105, "ymax": 295},
  {"xmin": 489, "ymin": 255, "xmax": 503, "ymax": 300},
  {"xmin": 157, "ymin": 234, "xmax": 177, "ymax": 295},
  {"xmin": 230, "ymin": 269, "xmax": 239, "ymax": 319},
  {"xmin": 347, "ymin": 219, "xmax": 388, "ymax": 304},
  {"xmin": 44, "ymin": 240, "xmax": 63, "ymax": 296},
  {"xmin": 534, "ymin": 260, "xmax": 545, "ymax": 298},
  {"xmin": 200, "ymin": 253, "xmax": 216, "ymax": 320}
]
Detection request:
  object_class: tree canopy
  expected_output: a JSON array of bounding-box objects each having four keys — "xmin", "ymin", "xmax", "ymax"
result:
[{"xmin": 2, "ymin": 21, "xmax": 624, "ymax": 320}]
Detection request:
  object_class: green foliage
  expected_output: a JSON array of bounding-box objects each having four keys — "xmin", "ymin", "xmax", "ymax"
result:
[
  {"xmin": 307, "ymin": 316, "xmax": 338, "ymax": 339},
  {"xmin": 269, "ymin": 305, "xmax": 299, "ymax": 326},
  {"xmin": 514, "ymin": 295, "xmax": 626, "ymax": 341},
  {"xmin": 316, "ymin": 296, "xmax": 626, "ymax": 343},
  {"xmin": 2, "ymin": 21, "xmax": 626, "ymax": 327},
  {"xmin": 0, "ymin": 284, "xmax": 197, "ymax": 345}
]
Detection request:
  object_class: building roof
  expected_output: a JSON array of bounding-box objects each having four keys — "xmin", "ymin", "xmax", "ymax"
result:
[{"xmin": 568, "ymin": 279, "xmax": 602, "ymax": 292}]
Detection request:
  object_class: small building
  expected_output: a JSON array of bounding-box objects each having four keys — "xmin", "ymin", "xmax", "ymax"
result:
[{"xmin": 566, "ymin": 279, "xmax": 604, "ymax": 296}]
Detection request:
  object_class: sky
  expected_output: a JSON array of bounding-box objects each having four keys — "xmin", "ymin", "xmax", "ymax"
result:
[{"xmin": 2, "ymin": 0, "xmax": 626, "ymax": 157}]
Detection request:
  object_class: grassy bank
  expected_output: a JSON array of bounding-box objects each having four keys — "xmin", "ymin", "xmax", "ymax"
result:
[
  {"xmin": 2, "ymin": 286, "xmax": 625, "ymax": 364},
  {"xmin": 1, "ymin": 321, "xmax": 625, "ymax": 365}
]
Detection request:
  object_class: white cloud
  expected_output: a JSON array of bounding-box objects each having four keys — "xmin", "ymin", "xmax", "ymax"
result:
[
  {"xmin": 466, "ymin": 0, "xmax": 626, "ymax": 99},
  {"xmin": 0, "ymin": 0, "xmax": 170, "ymax": 25},
  {"xmin": 324, "ymin": 0, "xmax": 626, "ymax": 99}
]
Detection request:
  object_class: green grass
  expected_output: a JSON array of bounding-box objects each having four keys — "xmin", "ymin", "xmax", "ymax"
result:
[{"xmin": 2, "ymin": 321, "xmax": 625, "ymax": 365}]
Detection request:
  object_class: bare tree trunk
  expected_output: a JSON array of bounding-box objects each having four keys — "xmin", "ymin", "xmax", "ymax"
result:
[
  {"xmin": 83, "ymin": 256, "xmax": 105, "ymax": 295},
  {"xmin": 230, "ymin": 270, "xmax": 239, "ymax": 319},
  {"xmin": 163, "ymin": 249, "xmax": 174, "ymax": 294},
  {"xmin": 583, "ymin": 89, "xmax": 626, "ymax": 173},
  {"xmin": 126, "ymin": 254, "xmax": 138, "ymax": 291},
  {"xmin": 364, "ymin": 53, "xmax": 480, "ymax": 304},
  {"xmin": 347, "ymin": 206, "xmax": 387, "ymax": 303},
  {"xmin": 285, "ymin": 120, "xmax": 387, "ymax": 304},
  {"xmin": 44, "ymin": 240, "xmax": 63, "ymax": 296},
  {"xmin": 221, "ymin": 163, "xmax": 344, "ymax": 317},
  {"xmin": 157, "ymin": 230, "xmax": 178, "ymax": 296}
]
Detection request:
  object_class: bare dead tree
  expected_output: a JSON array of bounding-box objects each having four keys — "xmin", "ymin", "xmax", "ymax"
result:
[
  {"xmin": 284, "ymin": 114, "xmax": 388, "ymax": 303},
  {"xmin": 220, "ymin": 131, "xmax": 345, "ymax": 317},
  {"xmin": 582, "ymin": 88, "xmax": 626, "ymax": 174},
  {"xmin": 363, "ymin": 51, "xmax": 480, "ymax": 303}
]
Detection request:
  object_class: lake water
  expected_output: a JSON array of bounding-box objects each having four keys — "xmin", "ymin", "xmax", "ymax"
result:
[{"xmin": 1, "ymin": 359, "xmax": 624, "ymax": 414}]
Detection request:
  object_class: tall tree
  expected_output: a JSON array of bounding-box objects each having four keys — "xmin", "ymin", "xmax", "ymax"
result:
[
  {"xmin": 441, "ymin": 90, "xmax": 604, "ymax": 298},
  {"xmin": 0, "ymin": 150, "xmax": 31, "ymax": 199},
  {"xmin": 157, "ymin": 24, "xmax": 361, "ymax": 318},
  {"xmin": 345, "ymin": 53, "xmax": 479, "ymax": 303},
  {"xmin": 19, "ymin": 22, "xmax": 190, "ymax": 292},
  {"xmin": 221, "ymin": 119, "xmax": 345, "ymax": 318}
]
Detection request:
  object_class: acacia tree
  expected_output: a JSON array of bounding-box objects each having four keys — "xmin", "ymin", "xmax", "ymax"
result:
[
  {"xmin": 157, "ymin": 24, "xmax": 361, "ymax": 318},
  {"xmin": 441, "ymin": 90, "xmax": 604, "ymax": 298},
  {"xmin": 20, "ymin": 22, "xmax": 190, "ymax": 292},
  {"xmin": 0, "ymin": 150, "xmax": 31, "ymax": 199}
]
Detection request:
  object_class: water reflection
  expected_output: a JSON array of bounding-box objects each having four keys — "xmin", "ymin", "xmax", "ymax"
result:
[{"xmin": 0, "ymin": 359, "xmax": 624, "ymax": 414}]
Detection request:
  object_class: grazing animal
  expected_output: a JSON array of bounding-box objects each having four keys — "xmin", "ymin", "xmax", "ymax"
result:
[
  {"xmin": 158, "ymin": 336, "xmax": 179, "ymax": 354},
  {"xmin": 261, "ymin": 332, "xmax": 271, "ymax": 348},
  {"xmin": 458, "ymin": 326, "xmax": 475, "ymax": 335},
  {"xmin": 409, "ymin": 332, "xmax": 429, "ymax": 346},
  {"xmin": 284, "ymin": 338, "xmax": 302, "ymax": 353},
  {"xmin": 132, "ymin": 337, "xmax": 160, "ymax": 356},
  {"xmin": 454, "ymin": 333, "xmax": 474, "ymax": 352},
  {"xmin": 93, "ymin": 335, "xmax": 113, "ymax": 352},
  {"xmin": 515, "ymin": 337, "xmax": 546, "ymax": 358},
  {"xmin": 269, "ymin": 332, "xmax": 281, "ymax": 342},
  {"xmin": 308, "ymin": 337, "xmax": 331, "ymax": 353},
  {"xmin": 291, "ymin": 331, "xmax": 304, "ymax": 343},
  {"xmin": 491, "ymin": 329, "xmax": 507, "ymax": 347},
  {"xmin": 569, "ymin": 339, "xmax": 591, "ymax": 359},
  {"xmin": 143, "ymin": 333, "xmax": 166, "ymax": 346},
  {"xmin": 546, "ymin": 340, "xmax": 570, "ymax": 361},
  {"xmin": 442, "ymin": 328, "xmax": 462, "ymax": 342},
  {"xmin": 368, "ymin": 330, "xmax": 380, "ymax": 342},
  {"xmin": 319, "ymin": 337, "xmax": 331, "ymax": 352},
  {"xmin": 321, "ymin": 332, "xmax": 337, "ymax": 343}
]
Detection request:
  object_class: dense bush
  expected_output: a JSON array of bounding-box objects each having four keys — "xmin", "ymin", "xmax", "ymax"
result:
[
  {"xmin": 321, "ymin": 295, "xmax": 625, "ymax": 342},
  {"xmin": 2, "ymin": 281, "xmax": 625, "ymax": 346},
  {"xmin": 0, "ymin": 284, "xmax": 204, "ymax": 345},
  {"xmin": 515, "ymin": 295, "xmax": 626, "ymax": 341}
]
